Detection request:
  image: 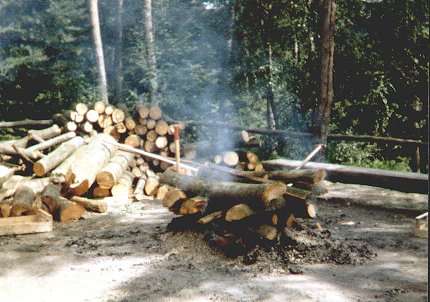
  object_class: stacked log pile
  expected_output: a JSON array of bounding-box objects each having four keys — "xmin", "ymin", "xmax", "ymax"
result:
[
  {"xmin": 0, "ymin": 101, "xmax": 179, "ymax": 226},
  {"xmin": 158, "ymin": 166, "xmax": 326, "ymax": 256}
]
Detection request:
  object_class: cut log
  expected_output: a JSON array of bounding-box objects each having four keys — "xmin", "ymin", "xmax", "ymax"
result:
[
  {"xmin": 65, "ymin": 121, "xmax": 77, "ymax": 132},
  {"xmin": 93, "ymin": 186, "xmax": 111, "ymax": 198},
  {"xmin": 78, "ymin": 121, "xmax": 94, "ymax": 133},
  {"xmin": 225, "ymin": 203, "xmax": 255, "ymax": 221},
  {"xmin": 65, "ymin": 134, "xmax": 118, "ymax": 196},
  {"xmin": 104, "ymin": 105, "xmax": 114, "ymax": 115},
  {"xmin": 74, "ymin": 114, "xmax": 84, "ymax": 123},
  {"xmin": 0, "ymin": 164, "xmax": 18, "ymax": 187},
  {"xmin": 103, "ymin": 125, "xmax": 120, "ymax": 141},
  {"xmin": 70, "ymin": 196, "xmax": 108, "ymax": 213},
  {"xmin": 53, "ymin": 197, "xmax": 86, "ymax": 222},
  {"xmin": 223, "ymin": 151, "xmax": 239, "ymax": 166},
  {"xmin": 93, "ymin": 100, "xmax": 106, "ymax": 114},
  {"xmin": 246, "ymin": 151, "xmax": 259, "ymax": 165},
  {"xmin": 111, "ymin": 171, "xmax": 133, "ymax": 198},
  {"xmin": 264, "ymin": 159, "xmax": 429, "ymax": 194},
  {"xmin": 0, "ymin": 175, "xmax": 26, "ymax": 202},
  {"xmin": 74, "ymin": 103, "xmax": 89, "ymax": 116},
  {"xmin": 124, "ymin": 135, "xmax": 141, "ymax": 148},
  {"xmin": 144, "ymin": 140, "xmax": 156, "ymax": 153},
  {"xmin": 0, "ymin": 119, "xmax": 52, "ymax": 128},
  {"xmin": 41, "ymin": 183, "xmax": 62, "ymax": 214},
  {"xmin": 137, "ymin": 105, "xmax": 150, "ymax": 119},
  {"xmin": 98, "ymin": 114, "xmax": 113, "ymax": 128},
  {"xmin": 146, "ymin": 119, "xmax": 156, "ymax": 130},
  {"xmin": 179, "ymin": 196, "xmax": 208, "ymax": 215},
  {"xmin": 162, "ymin": 189, "xmax": 187, "ymax": 208},
  {"xmin": 26, "ymin": 132, "xmax": 76, "ymax": 152},
  {"xmin": 134, "ymin": 124, "xmax": 148, "ymax": 135},
  {"xmin": 112, "ymin": 108, "xmax": 125, "ymax": 123},
  {"xmin": 96, "ymin": 150, "xmax": 134, "ymax": 189},
  {"xmin": 115, "ymin": 122, "xmax": 127, "ymax": 134},
  {"xmin": 125, "ymin": 117, "xmax": 136, "ymax": 131},
  {"xmin": 159, "ymin": 171, "xmax": 286, "ymax": 210},
  {"xmin": 10, "ymin": 185, "xmax": 37, "ymax": 216},
  {"xmin": 131, "ymin": 166, "xmax": 143, "ymax": 178},
  {"xmin": 146, "ymin": 130, "xmax": 158, "ymax": 142},
  {"xmin": 155, "ymin": 120, "xmax": 169, "ymax": 136},
  {"xmin": 64, "ymin": 110, "xmax": 79, "ymax": 121},
  {"xmin": 85, "ymin": 109, "xmax": 100, "ymax": 123},
  {"xmin": 33, "ymin": 137, "xmax": 84, "ymax": 177},
  {"xmin": 149, "ymin": 106, "xmax": 162, "ymax": 120},
  {"xmin": 144, "ymin": 176, "xmax": 159, "ymax": 196},
  {"xmin": 254, "ymin": 224, "xmax": 277, "ymax": 240},
  {"xmin": 155, "ymin": 136, "xmax": 168, "ymax": 149}
]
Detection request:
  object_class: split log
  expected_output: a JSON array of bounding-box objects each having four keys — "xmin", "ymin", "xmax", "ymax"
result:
[
  {"xmin": 41, "ymin": 183, "xmax": 62, "ymax": 214},
  {"xmin": 131, "ymin": 166, "xmax": 143, "ymax": 178},
  {"xmin": 159, "ymin": 171, "xmax": 286, "ymax": 210},
  {"xmin": 144, "ymin": 176, "xmax": 159, "ymax": 196},
  {"xmin": 96, "ymin": 150, "xmax": 134, "ymax": 189},
  {"xmin": 225, "ymin": 203, "xmax": 255, "ymax": 221},
  {"xmin": 0, "ymin": 175, "xmax": 25, "ymax": 202},
  {"xmin": 26, "ymin": 132, "xmax": 76, "ymax": 153},
  {"xmin": 70, "ymin": 196, "xmax": 108, "ymax": 213},
  {"xmin": 197, "ymin": 211, "xmax": 223, "ymax": 224},
  {"xmin": 162, "ymin": 189, "xmax": 187, "ymax": 208},
  {"xmin": 10, "ymin": 185, "xmax": 37, "ymax": 216},
  {"xmin": 156, "ymin": 184, "xmax": 170, "ymax": 200},
  {"xmin": 264, "ymin": 159, "xmax": 429, "ymax": 194},
  {"xmin": 179, "ymin": 196, "xmax": 208, "ymax": 215},
  {"xmin": 53, "ymin": 197, "xmax": 86, "ymax": 222},
  {"xmin": 0, "ymin": 203, "xmax": 11, "ymax": 218},
  {"xmin": 103, "ymin": 125, "xmax": 120, "ymax": 141},
  {"xmin": 65, "ymin": 134, "xmax": 118, "ymax": 196},
  {"xmin": 93, "ymin": 186, "xmax": 111, "ymax": 198},
  {"xmin": 134, "ymin": 174, "xmax": 147, "ymax": 201},
  {"xmin": 111, "ymin": 171, "xmax": 133, "ymax": 198}
]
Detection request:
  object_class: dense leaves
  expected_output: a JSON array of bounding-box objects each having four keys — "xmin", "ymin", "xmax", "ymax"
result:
[{"xmin": 0, "ymin": 0, "xmax": 428, "ymax": 170}]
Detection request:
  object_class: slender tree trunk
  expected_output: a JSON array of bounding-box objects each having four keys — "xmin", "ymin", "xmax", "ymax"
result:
[
  {"xmin": 260, "ymin": 2, "xmax": 277, "ymax": 130},
  {"xmin": 144, "ymin": 0, "xmax": 158, "ymax": 104},
  {"xmin": 89, "ymin": 0, "xmax": 109, "ymax": 104},
  {"xmin": 113, "ymin": 0, "xmax": 124, "ymax": 102},
  {"xmin": 314, "ymin": 0, "xmax": 336, "ymax": 144}
]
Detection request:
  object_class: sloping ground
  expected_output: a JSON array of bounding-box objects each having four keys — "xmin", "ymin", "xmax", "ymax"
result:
[{"xmin": 0, "ymin": 187, "xmax": 427, "ymax": 302}]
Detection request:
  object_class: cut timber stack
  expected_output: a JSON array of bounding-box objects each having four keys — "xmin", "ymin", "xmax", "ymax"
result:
[{"xmin": 159, "ymin": 167, "xmax": 325, "ymax": 256}]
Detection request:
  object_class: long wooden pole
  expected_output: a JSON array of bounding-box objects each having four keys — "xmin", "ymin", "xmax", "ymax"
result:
[{"xmin": 103, "ymin": 140, "xmax": 198, "ymax": 172}]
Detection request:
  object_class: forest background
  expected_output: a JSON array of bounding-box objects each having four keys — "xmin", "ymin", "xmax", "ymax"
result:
[{"xmin": 0, "ymin": 0, "xmax": 428, "ymax": 172}]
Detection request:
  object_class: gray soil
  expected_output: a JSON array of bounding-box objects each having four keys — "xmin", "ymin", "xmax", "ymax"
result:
[{"xmin": 0, "ymin": 186, "xmax": 427, "ymax": 302}]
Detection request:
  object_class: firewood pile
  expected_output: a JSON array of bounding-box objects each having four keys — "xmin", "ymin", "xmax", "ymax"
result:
[
  {"xmin": 0, "ymin": 101, "xmax": 326, "ymax": 248},
  {"xmin": 0, "ymin": 101, "xmax": 182, "ymax": 228}
]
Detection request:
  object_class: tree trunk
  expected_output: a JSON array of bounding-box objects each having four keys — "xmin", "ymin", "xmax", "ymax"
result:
[
  {"xmin": 144, "ymin": 0, "xmax": 158, "ymax": 104},
  {"xmin": 70, "ymin": 196, "xmax": 108, "ymax": 213},
  {"xmin": 314, "ymin": 0, "xmax": 336, "ymax": 144},
  {"xmin": 89, "ymin": 0, "xmax": 109, "ymax": 103},
  {"xmin": 111, "ymin": 170, "xmax": 133, "ymax": 198},
  {"xmin": 113, "ymin": 0, "xmax": 124, "ymax": 101},
  {"xmin": 53, "ymin": 197, "xmax": 86, "ymax": 222}
]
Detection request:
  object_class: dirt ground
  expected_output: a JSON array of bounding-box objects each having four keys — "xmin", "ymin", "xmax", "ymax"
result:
[{"xmin": 0, "ymin": 184, "xmax": 427, "ymax": 302}]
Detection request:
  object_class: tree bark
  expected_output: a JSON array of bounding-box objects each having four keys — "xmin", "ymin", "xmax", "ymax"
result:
[
  {"xmin": 314, "ymin": 0, "xmax": 336, "ymax": 144},
  {"xmin": 113, "ymin": 0, "xmax": 124, "ymax": 101},
  {"xmin": 0, "ymin": 119, "xmax": 52, "ymax": 128},
  {"xmin": 144, "ymin": 0, "xmax": 158, "ymax": 104},
  {"xmin": 159, "ymin": 171, "xmax": 286, "ymax": 210},
  {"xmin": 89, "ymin": 0, "xmax": 109, "ymax": 103}
]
